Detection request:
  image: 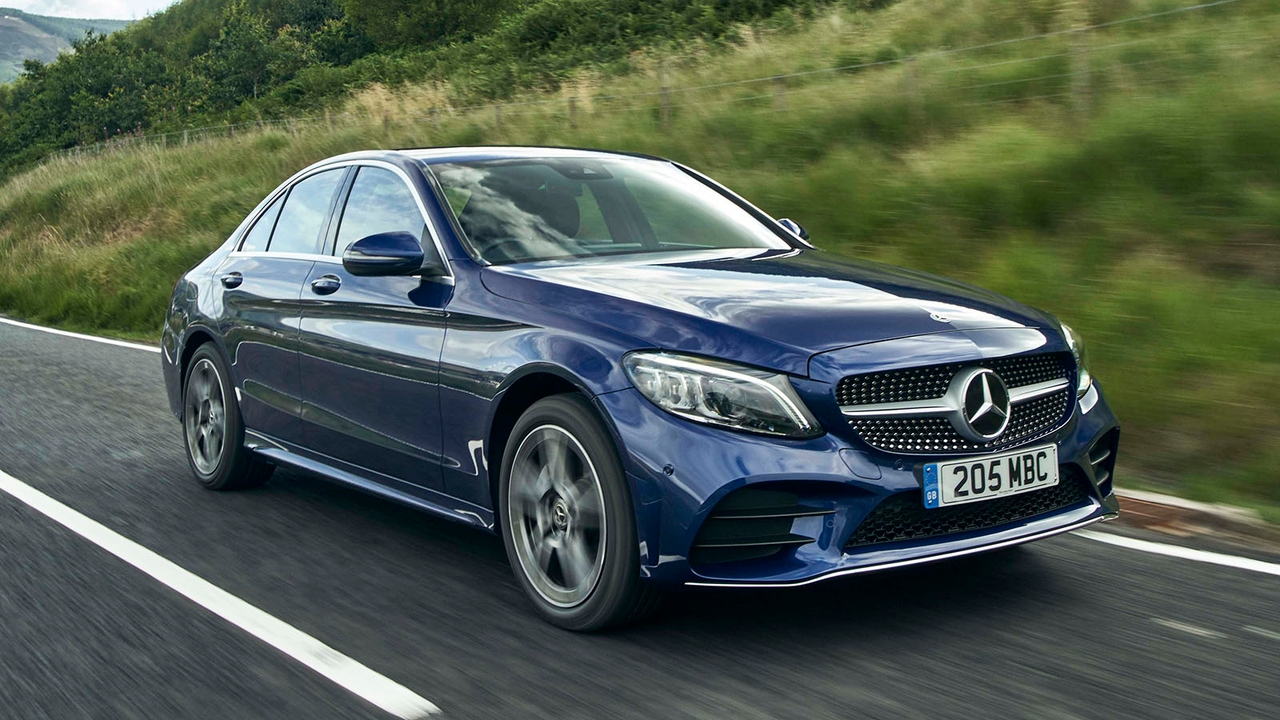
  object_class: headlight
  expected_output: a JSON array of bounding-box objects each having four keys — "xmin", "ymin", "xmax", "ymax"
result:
[
  {"xmin": 1061, "ymin": 323, "xmax": 1093, "ymax": 398},
  {"xmin": 622, "ymin": 352, "xmax": 822, "ymax": 438}
]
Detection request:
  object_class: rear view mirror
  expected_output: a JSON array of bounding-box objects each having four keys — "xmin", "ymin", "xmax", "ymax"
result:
[
  {"xmin": 343, "ymin": 231, "xmax": 446, "ymax": 277},
  {"xmin": 777, "ymin": 218, "xmax": 809, "ymax": 241}
]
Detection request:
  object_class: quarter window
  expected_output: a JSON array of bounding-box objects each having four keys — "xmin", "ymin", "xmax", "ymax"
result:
[
  {"xmin": 334, "ymin": 167, "xmax": 427, "ymax": 256},
  {"xmin": 268, "ymin": 169, "xmax": 345, "ymax": 255},
  {"xmin": 239, "ymin": 194, "xmax": 283, "ymax": 252}
]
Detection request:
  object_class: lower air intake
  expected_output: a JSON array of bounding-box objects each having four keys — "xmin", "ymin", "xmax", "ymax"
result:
[
  {"xmin": 690, "ymin": 488, "xmax": 832, "ymax": 566},
  {"xmin": 845, "ymin": 467, "xmax": 1095, "ymax": 549}
]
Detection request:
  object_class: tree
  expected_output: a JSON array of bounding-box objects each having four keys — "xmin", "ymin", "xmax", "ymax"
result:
[
  {"xmin": 338, "ymin": 0, "xmax": 513, "ymax": 51},
  {"xmin": 198, "ymin": 2, "xmax": 276, "ymax": 105}
]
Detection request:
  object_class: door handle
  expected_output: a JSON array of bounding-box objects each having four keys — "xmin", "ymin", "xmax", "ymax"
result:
[
  {"xmin": 220, "ymin": 272, "xmax": 243, "ymax": 289},
  {"xmin": 310, "ymin": 274, "xmax": 342, "ymax": 295}
]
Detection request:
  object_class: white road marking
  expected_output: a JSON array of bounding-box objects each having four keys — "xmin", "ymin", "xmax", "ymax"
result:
[
  {"xmin": 1152, "ymin": 618, "xmax": 1227, "ymax": 639},
  {"xmin": 0, "ymin": 468, "xmax": 440, "ymax": 719},
  {"xmin": 1244, "ymin": 626, "xmax": 1280, "ymax": 642},
  {"xmin": 0, "ymin": 316, "xmax": 161, "ymax": 354},
  {"xmin": 1076, "ymin": 530, "xmax": 1280, "ymax": 578}
]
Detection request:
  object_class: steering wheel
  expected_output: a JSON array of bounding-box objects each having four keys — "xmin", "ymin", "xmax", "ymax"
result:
[
  {"xmin": 480, "ymin": 238, "xmax": 530, "ymax": 263},
  {"xmin": 482, "ymin": 236, "xmax": 589, "ymax": 263}
]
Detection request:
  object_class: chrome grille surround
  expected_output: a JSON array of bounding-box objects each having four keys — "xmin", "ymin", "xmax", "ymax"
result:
[{"xmin": 838, "ymin": 352, "xmax": 1074, "ymax": 455}]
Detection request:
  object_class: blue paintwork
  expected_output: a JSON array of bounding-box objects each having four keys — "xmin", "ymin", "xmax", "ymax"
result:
[{"xmin": 161, "ymin": 147, "xmax": 1120, "ymax": 588}]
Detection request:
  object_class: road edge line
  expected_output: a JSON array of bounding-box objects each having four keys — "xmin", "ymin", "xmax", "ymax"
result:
[
  {"xmin": 0, "ymin": 316, "xmax": 161, "ymax": 354},
  {"xmin": 0, "ymin": 468, "xmax": 440, "ymax": 719},
  {"xmin": 1076, "ymin": 529, "xmax": 1280, "ymax": 578}
]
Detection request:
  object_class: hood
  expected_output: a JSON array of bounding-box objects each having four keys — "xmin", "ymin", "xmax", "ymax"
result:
[{"xmin": 481, "ymin": 248, "xmax": 1056, "ymax": 376}]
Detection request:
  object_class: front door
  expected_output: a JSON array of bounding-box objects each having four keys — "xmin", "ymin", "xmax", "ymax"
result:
[{"xmin": 297, "ymin": 165, "xmax": 451, "ymax": 491}]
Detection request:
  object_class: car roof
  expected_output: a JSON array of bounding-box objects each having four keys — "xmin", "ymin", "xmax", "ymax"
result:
[{"xmin": 311, "ymin": 146, "xmax": 667, "ymax": 169}]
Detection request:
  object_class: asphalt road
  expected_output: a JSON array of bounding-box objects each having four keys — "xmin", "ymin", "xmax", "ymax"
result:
[{"xmin": 0, "ymin": 320, "xmax": 1277, "ymax": 720}]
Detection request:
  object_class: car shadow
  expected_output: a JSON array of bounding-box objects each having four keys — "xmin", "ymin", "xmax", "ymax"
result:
[
  {"xmin": 255, "ymin": 464, "xmax": 1078, "ymax": 646},
  {"xmin": 649, "ymin": 546, "xmax": 1062, "ymax": 634}
]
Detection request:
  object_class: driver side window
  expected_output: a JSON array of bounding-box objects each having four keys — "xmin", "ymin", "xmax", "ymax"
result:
[{"xmin": 334, "ymin": 167, "xmax": 427, "ymax": 256}]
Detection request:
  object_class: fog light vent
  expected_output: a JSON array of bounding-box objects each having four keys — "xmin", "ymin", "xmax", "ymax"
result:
[
  {"xmin": 690, "ymin": 488, "xmax": 832, "ymax": 567},
  {"xmin": 1088, "ymin": 429, "xmax": 1120, "ymax": 495}
]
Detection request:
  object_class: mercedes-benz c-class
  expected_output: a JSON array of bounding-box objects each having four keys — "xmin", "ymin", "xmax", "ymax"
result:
[{"xmin": 162, "ymin": 147, "xmax": 1120, "ymax": 630}]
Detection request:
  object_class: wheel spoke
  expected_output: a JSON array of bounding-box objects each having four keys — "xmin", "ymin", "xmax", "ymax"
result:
[
  {"xmin": 542, "ymin": 434, "xmax": 572, "ymax": 481},
  {"xmin": 208, "ymin": 425, "xmax": 224, "ymax": 456},
  {"xmin": 534, "ymin": 538, "xmax": 555, "ymax": 573},
  {"xmin": 193, "ymin": 367, "xmax": 211, "ymax": 400},
  {"xmin": 559, "ymin": 535, "xmax": 594, "ymax": 588},
  {"xmin": 514, "ymin": 464, "xmax": 552, "ymax": 507},
  {"xmin": 574, "ymin": 485, "xmax": 602, "ymax": 527}
]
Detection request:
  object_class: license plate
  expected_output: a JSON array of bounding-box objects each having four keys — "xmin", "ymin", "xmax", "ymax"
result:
[{"xmin": 922, "ymin": 444, "xmax": 1058, "ymax": 509}]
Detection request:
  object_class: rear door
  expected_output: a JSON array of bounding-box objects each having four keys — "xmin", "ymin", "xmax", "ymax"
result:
[
  {"xmin": 218, "ymin": 167, "xmax": 347, "ymax": 445},
  {"xmin": 297, "ymin": 164, "xmax": 452, "ymax": 491}
]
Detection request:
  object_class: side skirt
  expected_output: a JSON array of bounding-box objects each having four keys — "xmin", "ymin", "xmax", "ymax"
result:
[{"xmin": 246, "ymin": 430, "xmax": 496, "ymax": 532}]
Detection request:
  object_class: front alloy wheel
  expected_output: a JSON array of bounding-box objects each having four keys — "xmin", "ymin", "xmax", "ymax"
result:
[
  {"xmin": 508, "ymin": 425, "xmax": 607, "ymax": 608},
  {"xmin": 499, "ymin": 394, "xmax": 660, "ymax": 630}
]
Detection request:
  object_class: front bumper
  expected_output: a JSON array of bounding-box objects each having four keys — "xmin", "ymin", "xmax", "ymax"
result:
[{"xmin": 599, "ymin": 381, "xmax": 1119, "ymax": 588}]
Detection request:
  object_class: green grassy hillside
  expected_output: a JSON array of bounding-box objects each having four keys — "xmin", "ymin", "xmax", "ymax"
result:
[
  {"xmin": 0, "ymin": 7, "xmax": 129, "ymax": 82},
  {"xmin": 0, "ymin": 0, "xmax": 1276, "ymax": 515}
]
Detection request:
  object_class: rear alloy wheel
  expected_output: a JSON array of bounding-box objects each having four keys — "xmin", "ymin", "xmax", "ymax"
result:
[
  {"xmin": 500, "ymin": 395, "xmax": 660, "ymax": 630},
  {"xmin": 182, "ymin": 344, "xmax": 273, "ymax": 491}
]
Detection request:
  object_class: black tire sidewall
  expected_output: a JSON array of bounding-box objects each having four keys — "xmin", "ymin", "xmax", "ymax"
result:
[{"xmin": 499, "ymin": 394, "xmax": 643, "ymax": 631}]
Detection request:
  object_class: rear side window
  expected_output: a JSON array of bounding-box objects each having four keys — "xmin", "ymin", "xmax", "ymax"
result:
[
  {"xmin": 239, "ymin": 194, "xmax": 283, "ymax": 252},
  {"xmin": 334, "ymin": 167, "xmax": 426, "ymax": 256},
  {"xmin": 268, "ymin": 169, "xmax": 345, "ymax": 255}
]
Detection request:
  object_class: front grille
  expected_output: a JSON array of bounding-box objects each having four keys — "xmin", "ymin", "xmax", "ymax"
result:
[
  {"xmin": 838, "ymin": 352, "xmax": 1074, "ymax": 455},
  {"xmin": 850, "ymin": 390, "xmax": 1070, "ymax": 454},
  {"xmin": 836, "ymin": 353, "xmax": 1071, "ymax": 406},
  {"xmin": 845, "ymin": 467, "xmax": 1095, "ymax": 549}
]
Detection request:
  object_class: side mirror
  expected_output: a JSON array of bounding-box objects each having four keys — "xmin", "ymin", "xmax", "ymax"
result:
[
  {"xmin": 777, "ymin": 218, "xmax": 809, "ymax": 241},
  {"xmin": 342, "ymin": 231, "xmax": 446, "ymax": 277}
]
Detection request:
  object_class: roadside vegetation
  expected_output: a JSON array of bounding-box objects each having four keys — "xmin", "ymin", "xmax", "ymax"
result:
[
  {"xmin": 0, "ymin": 0, "xmax": 817, "ymax": 174},
  {"xmin": 0, "ymin": 0, "xmax": 1276, "ymax": 516}
]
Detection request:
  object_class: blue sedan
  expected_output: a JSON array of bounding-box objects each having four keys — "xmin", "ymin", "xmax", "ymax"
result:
[{"xmin": 161, "ymin": 147, "xmax": 1120, "ymax": 630}]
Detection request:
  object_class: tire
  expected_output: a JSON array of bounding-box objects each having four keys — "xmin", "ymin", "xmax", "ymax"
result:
[
  {"xmin": 182, "ymin": 343, "xmax": 273, "ymax": 491},
  {"xmin": 499, "ymin": 394, "xmax": 661, "ymax": 631}
]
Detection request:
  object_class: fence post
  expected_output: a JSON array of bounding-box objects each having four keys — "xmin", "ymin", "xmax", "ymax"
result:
[
  {"xmin": 431, "ymin": 108, "xmax": 440, "ymax": 133},
  {"xmin": 183, "ymin": 129, "xmax": 189, "ymax": 146},
  {"xmin": 904, "ymin": 56, "xmax": 925, "ymax": 129},
  {"xmin": 660, "ymin": 87, "xmax": 671, "ymax": 129},
  {"xmin": 568, "ymin": 97, "xmax": 578, "ymax": 128},
  {"xmin": 1070, "ymin": 12, "xmax": 1091, "ymax": 117}
]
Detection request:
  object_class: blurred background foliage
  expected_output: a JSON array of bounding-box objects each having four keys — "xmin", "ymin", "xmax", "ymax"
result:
[
  {"xmin": 0, "ymin": 0, "xmax": 1276, "ymax": 517},
  {"xmin": 0, "ymin": 0, "xmax": 817, "ymax": 174}
]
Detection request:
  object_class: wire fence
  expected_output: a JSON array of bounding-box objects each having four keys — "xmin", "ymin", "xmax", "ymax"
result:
[{"xmin": 45, "ymin": 0, "xmax": 1253, "ymax": 163}]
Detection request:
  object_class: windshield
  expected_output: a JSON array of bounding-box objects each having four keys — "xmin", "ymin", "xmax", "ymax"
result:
[{"xmin": 428, "ymin": 157, "xmax": 792, "ymax": 264}]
